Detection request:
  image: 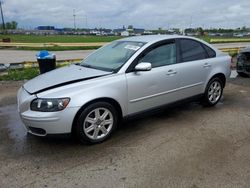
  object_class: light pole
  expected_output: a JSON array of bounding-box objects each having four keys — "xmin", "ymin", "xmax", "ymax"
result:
[
  {"xmin": 84, "ymin": 15, "xmax": 88, "ymax": 29},
  {"xmin": 0, "ymin": 1, "xmax": 5, "ymax": 30},
  {"xmin": 73, "ymin": 9, "xmax": 76, "ymax": 31}
]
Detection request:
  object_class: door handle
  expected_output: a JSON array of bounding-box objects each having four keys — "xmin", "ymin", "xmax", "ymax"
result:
[
  {"xmin": 203, "ymin": 63, "xmax": 211, "ymax": 68},
  {"xmin": 166, "ymin": 70, "xmax": 177, "ymax": 76}
]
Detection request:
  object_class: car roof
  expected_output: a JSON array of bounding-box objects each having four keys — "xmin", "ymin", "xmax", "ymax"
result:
[
  {"xmin": 117, "ymin": 35, "xmax": 189, "ymax": 43},
  {"xmin": 117, "ymin": 35, "xmax": 220, "ymax": 54}
]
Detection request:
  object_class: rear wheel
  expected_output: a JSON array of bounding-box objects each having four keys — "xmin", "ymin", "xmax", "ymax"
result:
[
  {"xmin": 76, "ymin": 102, "xmax": 118, "ymax": 144},
  {"xmin": 202, "ymin": 78, "xmax": 223, "ymax": 107}
]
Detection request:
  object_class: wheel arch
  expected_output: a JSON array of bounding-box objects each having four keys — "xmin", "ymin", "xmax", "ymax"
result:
[
  {"xmin": 210, "ymin": 73, "xmax": 226, "ymax": 87},
  {"xmin": 71, "ymin": 97, "xmax": 123, "ymax": 134},
  {"xmin": 205, "ymin": 73, "xmax": 226, "ymax": 91},
  {"xmin": 202, "ymin": 73, "xmax": 226, "ymax": 107}
]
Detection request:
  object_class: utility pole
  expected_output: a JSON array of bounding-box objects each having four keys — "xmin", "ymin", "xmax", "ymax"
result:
[
  {"xmin": 0, "ymin": 1, "xmax": 5, "ymax": 30},
  {"xmin": 73, "ymin": 9, "xmax": 76, "ymax": 31},
  {"xmin": 189, "ymin": 16, "xmax": 193, "ymax": 28},
  {"xmin": 84, "ymin": 15, "xmax": 88, "ymax": 29}
]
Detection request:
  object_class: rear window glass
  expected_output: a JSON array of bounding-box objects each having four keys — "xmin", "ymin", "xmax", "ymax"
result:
[
  {"xmin": 203, "ymin": 44, "xmax": 216, "ymax": 58},
  {"xmin": 180, "ymin": 39, "xmax": 207, "ymax": 62}
]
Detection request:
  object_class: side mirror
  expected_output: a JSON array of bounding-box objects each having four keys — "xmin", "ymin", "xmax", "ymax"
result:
[{"xmin": 134, "ymin": 62, "xmax": 152, "ymax": 71}]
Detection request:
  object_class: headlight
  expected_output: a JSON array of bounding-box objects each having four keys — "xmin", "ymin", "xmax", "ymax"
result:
[{"xmin": 30, "ymin": 98, "xmax": 70, "ymax": 112}]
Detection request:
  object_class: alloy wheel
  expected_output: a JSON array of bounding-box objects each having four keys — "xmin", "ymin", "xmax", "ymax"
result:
[
  {"xmin": 208, "ymin": 81, "xmax": 222, "ymax": 104},
  {"xmin": 83, "ymin": 108, "xmax": 114, "ymax": 140}
]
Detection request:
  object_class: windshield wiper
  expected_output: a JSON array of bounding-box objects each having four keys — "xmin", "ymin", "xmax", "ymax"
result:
[
  {"xmin": 80, "ymin": 63, "xmax": 114, "ymax": 72},
  {"xmin": 80, "ymin": 64, "xmax": 95, "ymax": 69}
]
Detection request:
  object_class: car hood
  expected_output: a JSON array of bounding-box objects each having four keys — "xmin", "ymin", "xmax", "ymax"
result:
[{"xmin": 23, "ymin": 64, "xmax": 111, "ymax": 94}]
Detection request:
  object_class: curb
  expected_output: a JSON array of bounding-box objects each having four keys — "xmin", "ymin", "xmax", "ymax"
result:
[{"xmin": 219, "ymin": 47, "xmax": 244, "ymax": 53}]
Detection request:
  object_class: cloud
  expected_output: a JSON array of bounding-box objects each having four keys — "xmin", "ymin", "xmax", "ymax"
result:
[{"xmin": 1, "ymin": 0, "xmax": 250, "ymax": 29}]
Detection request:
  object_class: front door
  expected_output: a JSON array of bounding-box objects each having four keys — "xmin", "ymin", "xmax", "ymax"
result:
[{"xmin": 126, "ymin": 40, "xmax": 182, "ymax": 114}]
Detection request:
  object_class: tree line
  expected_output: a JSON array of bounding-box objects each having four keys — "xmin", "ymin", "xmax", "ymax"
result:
[
  {"xmin": 185, "ymin": 26, "xmax": 250, "ymax": 34},
  {"xmin": 0, "ymin": 21, "xmax": 18, "ymax": 30}
]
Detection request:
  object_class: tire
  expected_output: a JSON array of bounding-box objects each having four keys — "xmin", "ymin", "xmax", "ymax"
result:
[
  {"xmin": 202, "ymin": 77, "xmax": 223, "ymax": 107},
  {"xmin": 236, "ymin": 61, "xmax": 250, "ymax": 77},
  {"xmin": 237, "ymin": 71, "xmax": 249, "ymax": 77},
  {"xmin": 76, "ymin": 102, "xmax": 118, "ymax": 144}
]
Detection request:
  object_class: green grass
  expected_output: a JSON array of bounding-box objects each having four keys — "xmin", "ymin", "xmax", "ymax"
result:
[
  {"xmin": 1, "ymin": 34, "xmax": 250, "ymax": 45},
  {"xmin": 0, "ymin": 68, "xmax": 39, "ymax": 81},
  {"xmin": 0, "ymin": 45, "xmax": 101, "ymax": 51},
  {"xmin": 0, "ymin": 64, "xmax": 77, "ymax": 81},
  {"xmin": 0, "ymin": 34, "xmax": 122, "ymax": 43},
  {"xmin": 210, "ymin": 38, "xmax": 250, "ymax": 43},
  {"xmin": 198, "ymin": 36, "xmax": 211, "ymax": 43},
  {"xmin": 228, "ymin": 50, "xmax": 239, "ymax": 57}
]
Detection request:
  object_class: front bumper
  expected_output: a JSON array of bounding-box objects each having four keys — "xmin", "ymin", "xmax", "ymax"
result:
[
  {"xmin": 17, "ymin": 87, "xmax": 79, "ymax": 136},
  {"xmin": 20, "ymin": 108, "xmax": 79, "ymax": 136}
]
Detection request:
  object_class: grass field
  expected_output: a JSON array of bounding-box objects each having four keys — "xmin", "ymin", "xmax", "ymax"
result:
[
  {"xmin": 0, "ymin": 68, "xmax": 39, "ymax": 81},
  {"xmin": 1, "ymin": 34, "xmax": 250, "ymax": 43},
  {"xmin": 0, "ymin": 35, "xmax": 122, "ymax": 43},
  {"xmin": 0, "ymin": 34, "xmax": 250, "ymax": 51},
  {"xmin": 0, "ymin": 46, "xmax": 101, "ymax": 51},
  {"xmin": 210, "ymin": 38, "xmax": 250, "ymax": 43}
]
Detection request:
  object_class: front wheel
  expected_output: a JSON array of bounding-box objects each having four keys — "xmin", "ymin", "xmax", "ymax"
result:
[
  {"xmin": 76, "ymin": 102, "xmax": 118, "ymax": 144},
  {"xmin": 202, "ymin": 78, "xmax": 223, "ymax": 107}
]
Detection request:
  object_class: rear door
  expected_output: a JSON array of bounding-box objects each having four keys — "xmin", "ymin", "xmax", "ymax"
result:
[{"xmin": 176, "ymin": 39, "xmax": 214, "ymax": 98}]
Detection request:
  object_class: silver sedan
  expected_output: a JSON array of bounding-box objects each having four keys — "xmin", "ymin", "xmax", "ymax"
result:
[{"xmin": 17, "ymin": 35, "xmax": 231, "ymax": 144}]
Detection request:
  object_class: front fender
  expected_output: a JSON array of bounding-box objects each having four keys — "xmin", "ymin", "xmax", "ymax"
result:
[{"xmin": 37, "ymin": 74, "xmax": 128, "ymax": 117}]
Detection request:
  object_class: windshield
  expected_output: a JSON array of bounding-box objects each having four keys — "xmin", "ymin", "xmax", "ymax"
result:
[{"xmin": 80, "ymin": 41, "xmax": 145, "ymax": 72}]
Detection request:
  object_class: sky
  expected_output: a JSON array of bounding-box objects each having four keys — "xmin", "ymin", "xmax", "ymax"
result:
[{"xmin": 1, "ymin": 0, "xmax": 250, "ymax": 29}]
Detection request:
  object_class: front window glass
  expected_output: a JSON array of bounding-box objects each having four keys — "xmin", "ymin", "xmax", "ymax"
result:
[
  {"xmin": 80, "ymin": 41, "xmax": 145, "ymax": 71},
  {"xmin": 139, "ymin": 42, "xmax": 176, "ymax": 68}
]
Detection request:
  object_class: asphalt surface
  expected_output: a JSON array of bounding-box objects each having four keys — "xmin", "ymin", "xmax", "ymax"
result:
[
  {"xmin": 0, "ymin": 42, "xmax": 250, "ymax": 64},
  {"xmin": 0, "ymin": 76, "xmax": 250, "ymax": 188},
  {"xmin": 0, "ymin": 50, "xmax": 93, "ymax": 64}
]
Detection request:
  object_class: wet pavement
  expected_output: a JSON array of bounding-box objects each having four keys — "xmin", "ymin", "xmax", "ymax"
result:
[{"xmin": 0, "ymin": 78, "xmax": 250, "ymax": 188}]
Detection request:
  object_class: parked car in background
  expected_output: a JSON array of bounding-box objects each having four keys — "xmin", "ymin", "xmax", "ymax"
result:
[
  {"xmin": 237, "ymin": 47, "xmax": 250, "ymax": 77},
  {"xmin": 17, "ymin": 35, "xmax": 231, "ymax": 144}
]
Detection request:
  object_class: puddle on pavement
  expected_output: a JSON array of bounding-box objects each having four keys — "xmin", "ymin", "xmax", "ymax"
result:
[
  {"xmin": 0, "ymin": 105, "xmax": 28, "ymax": 153},
  {"xmin": 0, "ymin": 105, "xmax": 83, "ymax": 156}
]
